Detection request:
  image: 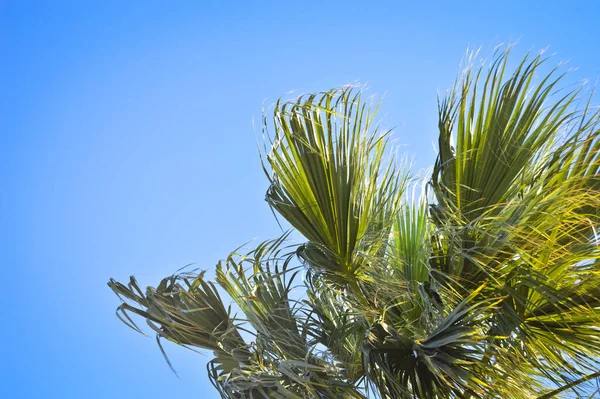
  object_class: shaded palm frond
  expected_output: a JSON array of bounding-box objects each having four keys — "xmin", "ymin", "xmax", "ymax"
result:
[
  {"xmin": 216, "ymin": 234, "xmax": 307, "ymax": 360},
  {"xmin": 303, "ymin": 270, "xmax": 367, "ymax": 384},
  {"xmin": 108, "ymin": 272, "xmax": 251, "ymax": 376},
  {"xmin": 363, "ymin": 285, "xmax": 536, "ymax": 399},
  {"xmin": 213, "ymin": 237, "xmax": 367, "ymax": 399}
]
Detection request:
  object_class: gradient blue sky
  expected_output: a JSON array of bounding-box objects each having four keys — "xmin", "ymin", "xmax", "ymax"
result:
[{"xmin": 3, "ymin": 1, "xmax": 600, "ymax": 398}]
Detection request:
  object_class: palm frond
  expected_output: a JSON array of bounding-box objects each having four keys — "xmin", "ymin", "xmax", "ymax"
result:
[
  {"xmin": 263, "ymin": 87, "xmax": 407, "ymax": 286},
  {"xmin": 430, "ymin": 45, "xmax": 600, "ymax": 395},
  {"xmin": 108, "ymin": 272, "xmax": 250, "ymax": 376}
]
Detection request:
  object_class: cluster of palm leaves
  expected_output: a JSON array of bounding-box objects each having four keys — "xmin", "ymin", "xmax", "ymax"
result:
[{"xmin": 109, "ymin": 47, "xmax": 600, "ymax": 398}]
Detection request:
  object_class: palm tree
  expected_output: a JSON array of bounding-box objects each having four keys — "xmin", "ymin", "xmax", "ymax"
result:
[{"xmin": 108, "ymin": 47, "xmax": 600, "ymax": 398}]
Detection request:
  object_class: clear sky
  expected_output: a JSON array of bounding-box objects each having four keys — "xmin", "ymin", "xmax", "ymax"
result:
[{"xmin": 2, "ymin": 1, "xmax": 600, "ymax": 398}]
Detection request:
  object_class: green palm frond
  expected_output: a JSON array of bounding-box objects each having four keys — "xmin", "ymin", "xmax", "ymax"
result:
[
  {"xmin": 433, "ymin": 49, "xmax": 574, "ymax": 220},
  {"xmin": 263, "ymin": 87, "xmax": 408, "ymax": 286},
  {"xmin": 389, "ymin": 183, "xmax": 432, "ymax": 285},
  {"xmin": 429, "ymin": 46, "xmax": 600, "ymax": 394}
]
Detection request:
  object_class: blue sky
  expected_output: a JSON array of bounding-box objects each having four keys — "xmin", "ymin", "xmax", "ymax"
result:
[{"xmin": 2, "ymin": 1, "xmax": 600, "ymax": 397}]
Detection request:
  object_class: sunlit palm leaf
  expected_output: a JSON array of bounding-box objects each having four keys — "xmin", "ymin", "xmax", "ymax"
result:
[
  {"xmin": 430, "ymin": 46, "xmax": 600, "ymax": 395},
  {"xmin": 263, "ymin": 87, "xmax": 407, "ymax": 285}
]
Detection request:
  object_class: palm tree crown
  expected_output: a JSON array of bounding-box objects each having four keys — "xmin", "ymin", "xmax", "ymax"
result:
[{"xmin": 109, "ymin": 47, "xmax": 600, "ymax": 398}]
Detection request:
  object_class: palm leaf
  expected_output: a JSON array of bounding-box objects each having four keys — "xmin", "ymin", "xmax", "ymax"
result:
[{"xmin": 263, "ymin": 87, "xmax": 407, "ymax": 286}]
